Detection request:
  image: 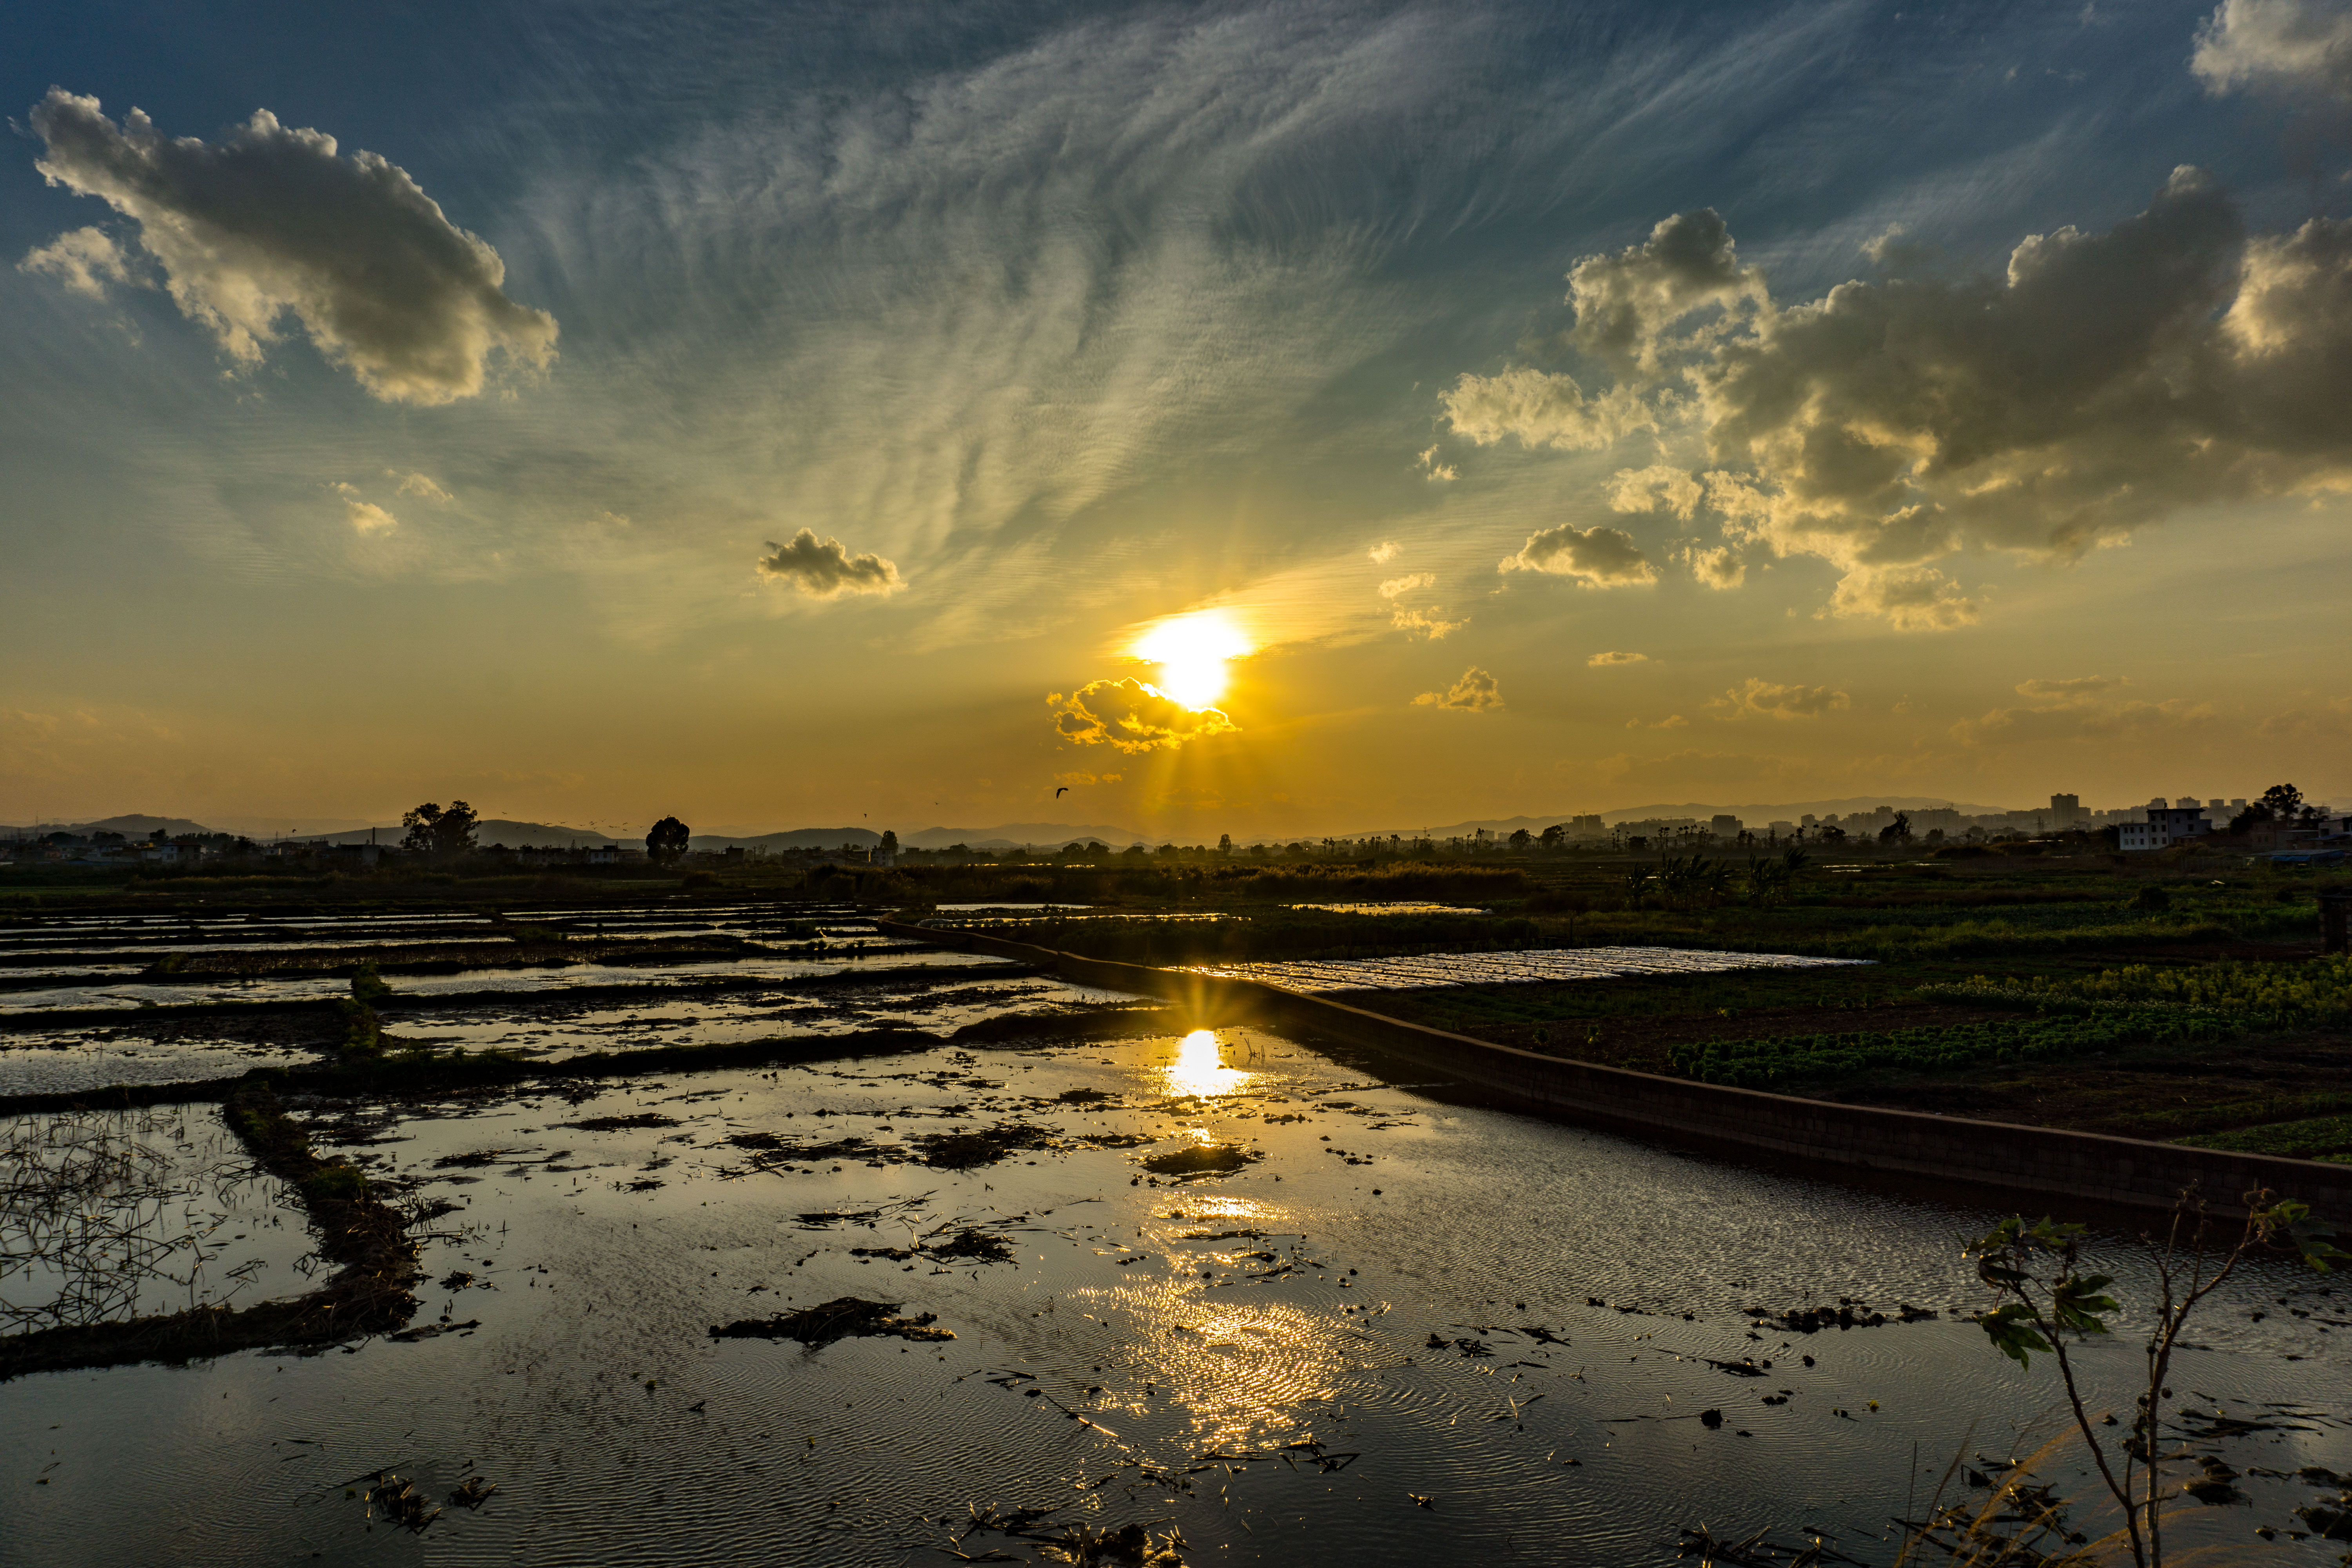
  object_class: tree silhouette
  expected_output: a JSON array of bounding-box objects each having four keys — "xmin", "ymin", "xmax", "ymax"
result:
[
  {"xmin": 401, "ymin": 801, "xmax": 479, "ymax": 856},
  {"xmin": 646, "ymin": 816, "xmax": 690, "ymax": 864}
]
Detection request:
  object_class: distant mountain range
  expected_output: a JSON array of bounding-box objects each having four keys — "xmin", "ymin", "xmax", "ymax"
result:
[{"xmin": 0, "ymin": 814, "xmax": 223, "ymax": 840}]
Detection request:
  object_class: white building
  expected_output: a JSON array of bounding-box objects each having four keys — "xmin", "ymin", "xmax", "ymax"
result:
[{"xmin": 2118, "ymin": 799, "xmax": 2211, "ymax": 853}]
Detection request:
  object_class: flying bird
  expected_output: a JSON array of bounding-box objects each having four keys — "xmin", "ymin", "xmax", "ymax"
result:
[{"xmin": 1055, "ymin": 786, "xmax": 1069, "ymax": 797}]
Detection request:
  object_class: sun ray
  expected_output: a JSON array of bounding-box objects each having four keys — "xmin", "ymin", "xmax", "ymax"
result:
[{"xmin": 1130, "ymin": 611, "xmax": 1251, "ymax": 708}]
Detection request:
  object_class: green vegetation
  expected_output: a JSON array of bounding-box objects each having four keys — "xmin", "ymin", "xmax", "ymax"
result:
[
  {"xmin": 1922, "ymin": 955, "xmax": 2352, "ymax": 1028},
  {"xmin": 335, "ymin": 960, "xmax": 392, "ymax": 1054},
  {"xmin": 1961, "ymin": 1200, "xmax": 2342, "ymax": 1568},
  {"xmin": 2178, "ymin": 1113, "xmax": 2352, "ymax": 1162},
  {"xmin": 1667, "ymin": 1011, "xmax": 2236, "ymax": 1090}
]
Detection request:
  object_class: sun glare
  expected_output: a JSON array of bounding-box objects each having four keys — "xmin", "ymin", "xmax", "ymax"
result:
[
  {"xmin": 1162, "ymin": 1028, "xmax": 1256, "ymax": 1097},
  {"xmin": 1131, "ymin": 611, "xmax": 1250, "ymax": 708}
]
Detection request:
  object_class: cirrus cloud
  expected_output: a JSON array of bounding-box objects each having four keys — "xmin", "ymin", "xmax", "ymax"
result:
[{"xmin": 25, "ymin": 89, "xmax": 557, "ymax": 405}]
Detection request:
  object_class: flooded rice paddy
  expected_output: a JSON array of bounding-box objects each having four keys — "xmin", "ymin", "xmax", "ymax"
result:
[
  {"xmin": 1, "ymin": 902, "xmax": 2345, "ymax": 1564},
  {"xmin": 1182, "ymin": 946, "xmax": 1869, "ymax": 992}
]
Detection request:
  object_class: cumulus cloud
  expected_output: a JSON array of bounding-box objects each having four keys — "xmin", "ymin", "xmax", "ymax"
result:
[
  {"xmin": 1560, "ymin": 208, "xmax": 1766, "ymax": 377},
  {"xmin": 1681, "ymin": 543, "xmax": 1746, "ymax": 590},
  {"xmin": 1051, "ymin": 678, "xmax": 1238, "ymax": 752},
  {"xmin": 1439, "ymin": 366, "xmax": 1658, "ymax": 452},
  {"xmin": 1951, "ymin": 672, "xmax": 2207, "ymax": 744},
  {"xmin": 1368, "ymin": 541, "xmax": 1401, "ymax": 564},
  {"xmin": 1501, "ymin": 523, "xmax": 1657, "ymax": 586},
  {"xmin": 1608, "ymin": 464, "xmax": 1704, "ymax": 520},
  {"xmin": 339, "ymin": 490, "xmax": 397, "ymax": 535},
  {"xmin": 18, "ymin": 225, "xmax": 135, "ymax": 298},
  {"xmin": 1825, "ymin": 565, "xmax": 1980, "ymax": 630},
  {"xmin": 1413, "ymin": 666, "xmax": 1503, "ymax": 711},
  {"xmin": 755, "ymin": 529, "xmax": 905, "ymax": 598},
  {"xmin": 1390, "ymin": 606, "xmax": 1463, "ymax": 639},
  {"xmin": 1416, "ymin": 446, "xmax": 1457, "ymax": 481},
  {"xmin": 1952, "ymin": 698, "xmax": 2215, "ymax": 746},
  {"xmin": 392, "ymin": 471, "xmax": 453, "ymax": 505},
  {"xmin": 1588, "ymin": 650, "xmax": 1648, "ymax": 667},
  {"xmin": 25, "ymin": 89, "xmax": 557, "ymax": 405},
  {"xmin": 2259, "ymin": 696, "xmax": 2352, "ymax": 737},
  {"xmin": 2193, "ymin": 0, "xmax": 2352, "ymax": 99},
  {"xmin": 1708, "ymin": 678, "xmax": 1851, "ymax": 720},
  {"xmin": 1448, "ymin": 167, "xmax": 2352, "ymax": 627},
  {"xmin": 1378, "ymin": 572, "xmax": 1461, "ymax": 637},
  {"xmin": 2016, "ymin": 675, "xmax": 2128, "ymax": 704}
]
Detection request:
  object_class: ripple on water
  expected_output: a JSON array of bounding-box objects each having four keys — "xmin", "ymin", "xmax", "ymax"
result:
[{"xmin": 1, "ymin": 1024, "xmax": 2343, "ymax": 1568}]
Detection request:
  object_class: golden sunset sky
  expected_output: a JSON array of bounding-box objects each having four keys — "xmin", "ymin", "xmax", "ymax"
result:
[{"xmin": 5, "ymin": 1, "xmax": 2350, "ymax": 838}]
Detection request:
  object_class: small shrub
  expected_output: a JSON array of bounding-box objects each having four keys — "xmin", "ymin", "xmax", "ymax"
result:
[{"xmin": 303, "ymin": 1163, "xmax": 369, "ymax": 1202}]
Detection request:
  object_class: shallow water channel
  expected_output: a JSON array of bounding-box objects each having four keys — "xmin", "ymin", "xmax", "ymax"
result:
[{"xmin": 4, "ymin": 1014, "xmax": 2348, "ymax": 1564}]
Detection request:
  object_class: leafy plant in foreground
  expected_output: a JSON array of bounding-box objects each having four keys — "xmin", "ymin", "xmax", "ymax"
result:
[{"xmin": 1965, "ymin": 1192, "xmax": 2343, "ymax": 1568}]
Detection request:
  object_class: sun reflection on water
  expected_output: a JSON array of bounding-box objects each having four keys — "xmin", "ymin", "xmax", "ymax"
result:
[{"xmin": 1160, "ymin": 1029, "xmax": 1256, "ymax": 1098}]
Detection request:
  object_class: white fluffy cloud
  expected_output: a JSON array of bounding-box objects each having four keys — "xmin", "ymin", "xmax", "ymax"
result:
[
  {"xmin": 25, "ymin": 90, "xmax": 557, "ymax": 405},
  {"xmin": 1452, "ymin": 168, "xmax": 2352, "ymax": 627},
  {"xmin": 755, "ymin": 529, "xmax": 905, "ymax": 598},
  {"xmin": 1414, "ymin": 666, "xmax": 1503, "ymax": 711},
  {"xmin": 1501, "ymin": 523, "xmax": 1657, "ymax": 585},
  {"xmin": 18, "ymin": 226, "xmax": 135, "ymax": 298},
  {"xmin": 1608, "ymin": 464, "xmax": 1704, "ymax": 520},
  {"xmin": 1051, "ymin": 678, "xmax": 1237, "ymax": 752},
  {"xmin": 393, "ymin": 472, "xmax": 454, "ymax": 505},
  {"xmin": 2193, "ymin": 0, "xmax": 2352, "ymax": 98},
  {"xmin": 1438, "ymin": 366, "xmax": 1657, "ymax": 452},
  {"xmin": 1681, "ymin": 543, "xmax": 1746, "ymax": 590},
  {"xmin": 1588, "ymin": 650, "xmax": 1648, "ymax": 667}
]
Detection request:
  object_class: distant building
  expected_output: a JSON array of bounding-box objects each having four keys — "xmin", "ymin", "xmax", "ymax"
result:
[
  {"xmin": 1568, "ymin": 814, "xmax": 1604, "ymax": 835},
  {"xmin": 1768, "ymin": 820, "xmax": 1795, "ymax": 838},
  {"xmin": 2118, "ymin": 804, "xmax": 2212, "ymax": 852},
  {"xmin": 2049, "ymin": 793, "xmax": 2084, "ymax": 826},
  {"xmin": 1709, "ymin": 814, "xmax": 1741, "ymax": 838}
]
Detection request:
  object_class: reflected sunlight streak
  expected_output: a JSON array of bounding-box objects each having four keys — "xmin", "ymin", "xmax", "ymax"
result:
[{"xmin": 1161, "ymin": 1028, "xmax": 1256, "ymax": 1098}]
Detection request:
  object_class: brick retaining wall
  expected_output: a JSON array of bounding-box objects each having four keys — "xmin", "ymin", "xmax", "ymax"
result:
[{"xmin": 882, "ymin": 918, "xmax": 2352, "ymax": 1223}]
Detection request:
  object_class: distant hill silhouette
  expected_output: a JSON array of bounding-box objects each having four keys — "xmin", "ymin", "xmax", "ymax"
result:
[{"xmin": 0, "ymin": 814, "xmax": 222, "ymax": 840}]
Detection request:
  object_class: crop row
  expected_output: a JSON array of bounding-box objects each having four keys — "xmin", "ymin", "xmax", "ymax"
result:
[
  {"xmin": 1919, "ymin": 955, "xmax": 2352, "ymax": 1028},
  {"xmin": 1667, "ymin": 1009, "xmax": 2236, "ymax": 1089}
]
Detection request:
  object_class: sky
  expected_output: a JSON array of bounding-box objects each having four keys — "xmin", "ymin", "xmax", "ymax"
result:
[{"xmin": 6, "ymin": 0, "xmax": 2352, "ymax": 839}]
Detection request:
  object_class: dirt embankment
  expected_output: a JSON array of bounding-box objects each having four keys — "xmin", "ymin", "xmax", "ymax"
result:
[{"xmin": 0, "ymin": 1081, "xmax": 425, "ymax": 1381}]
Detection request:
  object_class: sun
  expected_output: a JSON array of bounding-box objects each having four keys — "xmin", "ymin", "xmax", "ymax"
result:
[{"xmin": 1131, "ymin": 611, "xmax": 1250, "ymax": 708}]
